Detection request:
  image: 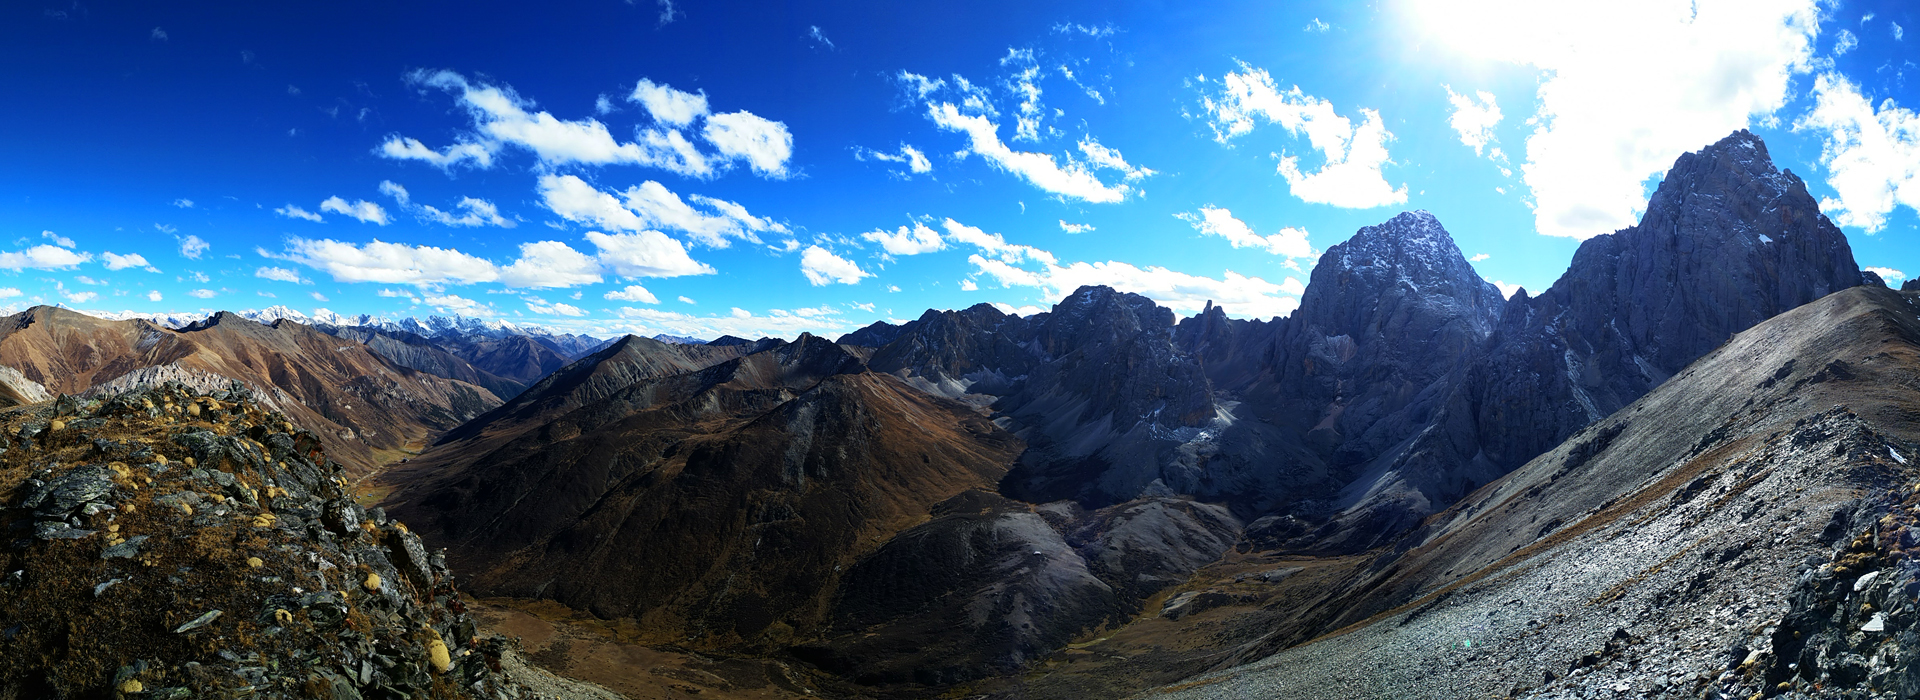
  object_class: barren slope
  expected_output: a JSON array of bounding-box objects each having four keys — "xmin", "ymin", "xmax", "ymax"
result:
[{"xmin": 1154, "ymin": 286, "xmax": 1920, "ymax": 699}]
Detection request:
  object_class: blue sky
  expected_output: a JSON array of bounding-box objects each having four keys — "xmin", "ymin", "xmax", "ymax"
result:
[{"xmin": 3, "ymin": 0, "xmax": 1916, "ymax": 339}]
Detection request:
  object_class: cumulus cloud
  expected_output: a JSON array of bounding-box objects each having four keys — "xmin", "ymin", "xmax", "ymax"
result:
[
  {"xmin": 605, "ymin": 284, "xmax": 659, "ymax": 303},
  {"xmin": 525, "ymin": 299, "xmax": 587, "ymax": 317},
  {"xmin": 1866, "ymin": 266, "xmax": 1906, "ymax": 282},
  {"xmin": 275, "ymin": 204, "xmax": 324, "ymax": 222},
  {"xmin": 497, "ymin": 240, "xmax": 604, "ymax": 288},
  {"xmin": 610, "ymin": 305, "xmax": 849, "ymax": 340},
  {"xmin": 379, "ymin": 180, "xmax": 514, "ymax": 228},
  {"xmin": 275, "ymin": 238, "xmax": 501, "ymax": 286},
  {"xmin": 177, "ymin": 235, "xmax": 209, "ymax": 260},
  {"xmin": 383, "ymin": 71, "xmax": 789, "ymax": 179},
  {"xmin": 1175, "ymin": 206, "xmax": 1316, "ymax": 267},
  {"xmin": 927, "ymin": 103, "xmax": 1142, "ymax": 203},
  {"xmin": 702, "ymin": 111, "xmax": 794, "ymax": 178},
  {"xmin": 861, "ymin": 222, "xmax": 946, "ymax": 256},
  {"xmin": 1469, "ymin": 253, "xmax": 1491, "ymax": 262},
  {"xmin": 147, "ymin": 290, "xmax": 162, "ymax": 301},
  {"xmin": 799, "ymin": 246, "xmax": 870, "ymax": 285},
  {"xmin": 100, "ymin": 252, "xmax": 156, "ymax": 272},
  {"xmin": 1444, "ymin": 87, "xmax": 1503, "ymax": 157},
  {"xmin": 423, "ymin": 293, "xmax": 493, "ymax": 317},
  {"xmin": 1405, "ymin": 0, "xmax": 1821, "ymax": 239},
  {"xmin": 255, "ymin": 266, "xmax": 308, "ymax": 284},
  {"xmin": 855, "ymin": 143, "xmax": 933, "ymax": 175},
  {"xmin": 1202, "ymin": 65, "xmax": 1406, "ymax": 208},
  {"xmin": 1795, "ymin": 73, "xmax": 1920, "ymax": 233},
  {"xmin": 1059, "ymin": 221, "xmax": 1095, "ymax": 233},
  {"xmin": 628, "ymin": 78, "xmax": 709, "ymax": 126},
  {"xmin": 319, "ymin": 197, "xmax": 391, "ymax": 225},
  {"xmin": 538, "ymin": 174, "xmax": 783, "ymax": 248},
  {"xmin": 582, "ymin": 231, "xmax": 714, "ymax": 278},
  {"xmin": 0, "ymin": 245, "xmax": 90, "ymax": 270},
  {"xmin": 42, "ymin": 231, "xmax": 75, "ymax": 248},
  {"xmin": 941, "ymin": 218, "xmax": 1055, "ymax": 264}
]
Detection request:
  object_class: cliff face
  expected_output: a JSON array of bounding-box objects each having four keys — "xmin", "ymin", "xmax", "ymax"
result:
[{"xmin": 1474, "ymin": 129, "xmax": 1866, "ymax": 474}]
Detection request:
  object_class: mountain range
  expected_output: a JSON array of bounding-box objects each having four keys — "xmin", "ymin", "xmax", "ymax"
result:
[{"xmin": 3, "ymin": 129, "xmax": 1916, "ymax": 699}]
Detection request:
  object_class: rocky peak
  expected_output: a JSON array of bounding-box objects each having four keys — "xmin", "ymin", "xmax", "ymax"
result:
[
  {"xmin": 1293, "ymin": 211, "xmax": 1504, "ymax": 341},
  {"xmin": 1036, "ymin": 286, "xmax": 1175, "ymax": 356}
]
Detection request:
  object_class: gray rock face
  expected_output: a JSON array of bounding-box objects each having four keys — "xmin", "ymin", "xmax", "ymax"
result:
[{"xmin": 1473, "ymin": 129, "xmax": 1863, "ymax": 476}]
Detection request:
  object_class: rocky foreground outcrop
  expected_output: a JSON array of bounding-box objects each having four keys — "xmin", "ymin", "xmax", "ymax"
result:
[{"xmin": 0, "ymin": 383, "xmax": 607, "ymax": 698}]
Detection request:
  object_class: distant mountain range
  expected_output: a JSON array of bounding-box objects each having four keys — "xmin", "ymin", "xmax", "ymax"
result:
[{"xmin": 5, "ymin": 130, "xmax": 1916, "ymax": 698}]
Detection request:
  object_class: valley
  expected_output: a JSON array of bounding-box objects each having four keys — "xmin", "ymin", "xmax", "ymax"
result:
[{"xmin": 3, "ymin": 130, "xmax": 1917, "ymax": 698}]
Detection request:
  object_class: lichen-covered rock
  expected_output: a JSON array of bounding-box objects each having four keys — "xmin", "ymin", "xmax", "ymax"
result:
[{"xmin": 0, "ymin": 381, "xmax": 583, "ymax": 697}]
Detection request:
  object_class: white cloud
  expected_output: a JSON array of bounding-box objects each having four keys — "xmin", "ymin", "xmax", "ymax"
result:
[
  {"xmin": 610, "ymin": 305, "xmax": 849, "ymax": 340},
  {"xmin": 605, "ymin": 284, "xmax": 659, "ymax": 303},
  {"xmin": 1174, "ymin": 206, "xmax": 1316, "ymax": 267},
  {"xmin": 1405, "ymin": 0, "xmax": 1821, "ymax": 239},
  {"xmin": 380, "ymin": 180, "xmax": 514, "ymax": 228},
  {"xmin": 319, "ymin": 197, "xmax": 391, "ymax": 225},
  {"xmin": 100, "ymin": 252, "xmax": 155, "ymax": 272},
  {"xmin": 1894, "ymin": 22, "xmax": 1904, "ymax": 41},
  {"xmin": 970, "ymin": 254, "xmax": 1302, "ymax": 319},
  {"xmin": 386, "ymin": 70, "xmax": 717, "ymax": 177},
  {"xmin": 799, "ymin": 246, "xmax": 870, "ymax": 285},
  {"xmin": 151, "ymin": 27, "xmax": 168, "ymax": 41},
  {"xmin": 1203, "ymin": 66, "xmax": 1407, "ymax": 208},
  {"xmin": 1834, "ymin": 28, "xmax": 1858, "ymax": 56},
  {"xmin": 255, "ymin": 266, "xmax": 308, "ymax": 284},
  {"xmin": 855, "ymin": 144, "xmax": 933, "ymax": 174},
  {"xmin": 378, "ymin": 288, "xmax": 421, "ymax": 303},
  {"xmin": 940, "ymin": 218, "xmax": 1055, "ymax": 264},
  {"xmin": 1002, "ymin": 49, "xmax": 1045, "ymax": 142},
  {"xmin": 677, "ymin": 295, "xmax": 696, "ymax": 304},
  {"xmin": 423, "ymin": 293, "xmax": 493, "ymax": 317},
  {"xmin": 177, "ymin": 235, "xmax": 209, "ymax": 260},
  {"xmin": 538, "ymin": 174, "xmax": 783, "ymax": 248},
  {"xmin": 927, "ymin": 103, "xmax": 1137, "ymax": 203},
  {"xmin": 498, "ymin": 240, "xmax": 604, "ymax": 288},
  {"xmin": 277, "ymin": 238, "xmax": 500, "ymax": 286},
  {"xmin": 526, "ymin": 299, "xmax": 587, "ymax": 317},
  {"xmin": 189, "ymin": 289, "xmax": 217, "ymax": 299},
  {"xmin": 1469, "ymin": 253, "xmax": 1491, "ymax": 262},
  {"xmin": 276, "ymin": 204, "xmax": 324, "ymax": 222},
  {"xmin": 1077, "ymin": 139, "xmax": 1154, "ymax": 180},
  {"xmin": 861, "ymin": 222, "xmax": 946, "ymax": 256},
  {"xmin": 172, "ymin": 198, "xmax": 193, "ymax": 208},
  {"xmin": 0, "ymin": 245, "xmax": 90, "ymax": 270},
  {"xmin": 376, "ymin": 137, "xmax": 495, "ymax": 170},
  {"xmin": 808, "ymin": 25, "xmax": 835, "ymax": 50},
  {"xmin": 1060, "ymin": 221, "xmax": 1095, "ymax": 233},
  {"xmin": 188, "ymin": 271, "xmax": 209, "ymax": 283},
  {"xmin": 311, "ymin": 292, "xmax": 329, "ymax": 302},
  {"xmin": 42, "ymin": 231, "xmax": 75, "ymax": 248},
  {"xmin": 1305, "ymin": 18, "xmax": 1330, "ymax": 33},
  {"xmin": 61, "ymin": 288, "xmax": 97, "ymax": 304},
  {"xmin": 1866, "ymin": 266, "xmax": 1905, "ymax": 282},
  {"xmin": 1794, "ymin": 73, "xmax": 1920, "ymax": 233},
  {"xmin": 154, "ymin": 223, "xmax": 176, "ymax": 235},
  {"xmin": 146, "ymin": 290, "xmax": 162, "ymax": 301},
  {"xmin": 1444, "ymin": 87, "xmax": 1503, "ymax": 157},
  {"xmin": 960, "ymin": 278, "xmax": 979, "ymax": 291},
  {"xmin": 584, "ymin": 231, "xmax": 715, "ymax": 278},
  {"xmin": 628, "ymin": 78, "xmax": 709, "ymax": 126},
  {"xmin": 702, "ymin": 111, "xmax": 794, "ymax": 178},
  {"xmin": 1489, "ymin": 280, "xmax": 1523, "ymax": 298}
]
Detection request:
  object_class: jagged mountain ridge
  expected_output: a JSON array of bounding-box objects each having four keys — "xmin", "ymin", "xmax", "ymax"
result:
[
  {"xmin": 363, "ymin": 129, "xmax": 1881, "ymax": 694},
  {"xmin": 0, "ymin": 306, "xmax": 502, "ymax": 475}
]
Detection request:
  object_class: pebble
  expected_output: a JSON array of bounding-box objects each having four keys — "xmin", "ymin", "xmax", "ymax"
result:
[{"xmin": 173, "ymin": 610, "xmax": 223, "ymax": 633}]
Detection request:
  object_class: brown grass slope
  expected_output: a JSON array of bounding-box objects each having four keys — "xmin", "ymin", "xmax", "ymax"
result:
[
  {"xmin": 1154, "ymin": 286, "xmax": 1920, "ymax": 699},
  {"xmin": 381, "ymin": 334, "xmax": 1024, "ymax": 652},
  {"xmin": 0, "ymin": 306, "xmax": 500, "ymax": 474}
]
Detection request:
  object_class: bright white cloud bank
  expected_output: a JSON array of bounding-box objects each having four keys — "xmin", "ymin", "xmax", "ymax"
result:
[
  {"xmin": 799, "ymin": 246, "xmax": 870, "ymax": 285},
  {"xmin": 538, "ymin": 174, "xmax": 784, "ymax": 248},
  {"xmin": 380, "ymin": 70, "xmax": 791, "ymax": 178},
  {"xmin": 1203, "ymin": 65, "xmax": 1407, "ymax": 208},
  {"xmin": 948, "ymin": 217, "xmax": 1302, "ymax": 319},
  {"xmin": 1175, "ymin": 206, "xmax": 1316, "ymax": 268},
  {"xmin": 1796, "ymin": 74, "xmax": 1920, "ymax": 233},
  {"xmin": 1405, "ymin": 0, "xmax": 1823, "ymax": 239}
]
